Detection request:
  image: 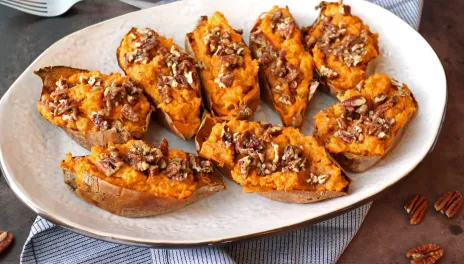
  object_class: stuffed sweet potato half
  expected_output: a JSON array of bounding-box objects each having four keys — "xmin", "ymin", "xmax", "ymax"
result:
[
  {"xmin": 313, "ymin": 73, "xmax": 418, "ymax": 172},
  {"xmin": 117, "ymin": 28, "xmax": 202, "ymax": 140},
  {"xmin": 196, "ymin": 117, "xmax": 351, "ymax": 203},
  {"xmin": 35, "ymin": 66, "xmax": 153, "ymax": 150},
  {"xmin": 61, "ymin": 139, "xmax": 225, "ymax": 217},
  {"xmin": 186, "ymin": 12, "xmax": 260, "ymax": 120},
  {"xmin": 250, "ymin": 6, "xmax": 316, "ymax": 128},
  {"xmin": 301, "ymin": 1, "xmax": 379, "ymax": 96}
]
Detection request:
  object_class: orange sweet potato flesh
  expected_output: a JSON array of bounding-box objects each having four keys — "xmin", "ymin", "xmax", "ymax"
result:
[
  {"xmin": 117, "ymin": 28, "xmax": 202, "ymax": 140},
  {"xmin": 35, "ymin": 66, "xmax": 153, "ymax": 150},
  {"xmin": 61, "ymin": 140, "xmax": 225, "ymax": 217},
  {"xmin": 185, "ymin": 12, "xmax": 260, "ymax": 120},
  {"xmin": 196, "ymin": 117, "xmax": 351, "ymax": 203},
  {"xmin": 313, "ymin": 73, "xmax": 418, "ymax": 172},
  {"xmin": 250, "ymin": 6, "xmax": 316, "ymax": 128},
  {"xmin": 301, "ymin": 1, "xmax": 379, "ymax": 96}
]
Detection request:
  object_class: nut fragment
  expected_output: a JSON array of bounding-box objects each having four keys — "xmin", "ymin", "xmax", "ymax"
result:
[
  {"xmin": 0, "ymin": 231, "xmax": 13, "ymax": 254},
  {"xmin": 404, "ymin": 194, "xmax": 428, "ymax": 225},
  {"xmin": 434, "ymin": 191, "xmax": 463, "ymax": 218},
  {"xmin": 341, "ymin": 95, "xmax": 366, "ymax": 107},
  {"xmin": 406, "ymin": 244, "xmax": 443, "ymax": 264}
]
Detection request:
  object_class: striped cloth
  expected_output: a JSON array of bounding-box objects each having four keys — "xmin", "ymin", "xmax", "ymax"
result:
[{"xmin": 20, "ymin": 0, "xmax": 423, "ymax": 263}]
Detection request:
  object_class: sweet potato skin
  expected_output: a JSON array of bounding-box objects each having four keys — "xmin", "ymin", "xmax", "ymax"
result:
[
  {"xmin": 35, "ymin": 66, "xmax": 153, "ymax": 150},
  {"xmin": 63, "ymin": 166, "xmax": 225, "ymax": 217},
  {"xmin": 195, "ymin": 116, "xmax": 350, "ymax": 203}
]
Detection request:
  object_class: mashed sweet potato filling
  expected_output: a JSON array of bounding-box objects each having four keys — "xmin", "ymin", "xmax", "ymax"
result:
[
  {"xmin": 61, "ymin": 140, "xmax": 213, "ymax": 199},
  {"xmin": 199, "ymin": 120, "xmax": 348, "ymax": 192}
]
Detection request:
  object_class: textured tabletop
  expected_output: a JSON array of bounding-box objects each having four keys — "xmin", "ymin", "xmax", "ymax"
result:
[{"xmin": 0, "ymin": 0, "xmax": 463, "ymax": 263}]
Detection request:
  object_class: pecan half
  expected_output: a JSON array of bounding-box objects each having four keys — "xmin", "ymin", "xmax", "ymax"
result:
[
  {"xmin": 404, "ymin": 194, "xmax": 428, "ymax": 225},
  {"xmin": 434, "ymin": 191, "xmax": 463, "ymax": 218},
  {"xmin": 0, "ymin": 231, "xmax": 13, "ymax": 254},
  {"xmin": 406, "ymin": 244, "xmax": 443, "ymax": 264}
]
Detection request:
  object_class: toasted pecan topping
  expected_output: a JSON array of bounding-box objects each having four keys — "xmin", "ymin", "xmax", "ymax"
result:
[
  {"xmin": 124, "ymin": 28, "xmax": 159, "ymax": 64},
  {"xmin": 203, "ymin": 27, "xmax": 246, "ymax": 89},
  {"xmin": 121, "ymin": 140, "xmax": 211, "ymax": 181},
  {"xmin": 281, "ymin": 144, "xmax": 306, "ymax": 172},
  {"xmin": 269, "ymin": 9, "xmax": 296, "ymax": 38},
  {"xmin": 333, "ymin": 90, "xmax": 398, "ymax": 143},
  {"xmin": 251, "ymin": 32, "xmax": 301, "ymax": 104},
  {"xmin": 96, "ymin": 154, "xmax": 125, "ymax": 177},
  {"xmin": 303, "ymin": 2, "xmax": 373, "ymax": 69},
  {"xmin": 90, "ymin": 112, "xmax": 109, "ymax": 130},
  {"xmin": 121, "ymin": 104, "xmax": 140, "ymax": 122},
  {"xmin": 220, "ymin": 123, "xmax": 309, "ymax": 177}
]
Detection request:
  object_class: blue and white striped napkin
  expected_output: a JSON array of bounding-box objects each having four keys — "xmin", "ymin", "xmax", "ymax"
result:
[{"xmin": 20, "ymin": 0, "xmax": 423, "ymax": 263}]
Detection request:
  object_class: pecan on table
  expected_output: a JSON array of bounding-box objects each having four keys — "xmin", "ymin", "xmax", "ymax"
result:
[
  {"xmin": 0, "ymin": 231, "xmax": 13, "ymax": 254},
  {"xmin": 434, "ymin": 191, "xmax": 463, "ymax": 218},
  {"xmin": 406, "ymin": 244, "xmax": 443, "ymax": 264},
  {"xmin": 404, "ymin": 194, "xmax": 428, "ymax": 225}
]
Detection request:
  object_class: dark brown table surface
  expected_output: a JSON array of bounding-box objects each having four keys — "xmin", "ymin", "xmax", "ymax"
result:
[{"xmin": 0, "ymin": 0, "xmax": 462, "ymax": 263}]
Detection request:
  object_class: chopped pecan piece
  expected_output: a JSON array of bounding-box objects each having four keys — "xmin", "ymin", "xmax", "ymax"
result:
[
  {"xmin": 307, "ymin": 173, "xmax": 330, "ymax": 184},
  {"xmin": 165, "ymin": 157, "xmax": 189, "ymax": 181},
  {"xmin": 238, "ymin": 156, "xmax": 253, "ymax": 177},
  {"xmin": 261, "ymin": 123, "xmax": 283, "ymax": 142},
  {"xmin": 158, "ymin": 86, "xmax": 172, "ymax": 103},
  {"xmin": 221, "ymin": 124, "xmax": 233, "ymax": 146},
  {"xmin": 281, "ymin": 144, "xmax": 306, "ymax": 172},
  {"xmin": 215, "ymin": 71, "xmax": 234, "ymax": 88},
  {"xmin": 336, "ymin": 130, "xmax": 355, "ymax": 143},
  {"xmin": 406, "ymin": 244, "xmax": 443, "ymax": 264},
  {"xmin": 319, "ymin": 65, "xmax": 338, "ymax": 79},
  {"xmin": 256, "ymin": 162, "xmax": 277, "ymax": 176},
  {"xmin": 55, "ymin": 78, "xmax": 68, "ymax": 90},
  {"xmin": 239, "ymin": 105, "xmax": 252, "ymax": 117},
  {"xmin": 53, "ymin": 98, "xmax": 78, "ymax": 116},
  {"xmin": 189, "ymin": 154, "xmax": 213, "ymax": 174},
  {"xmin": 159, "ymin": 138, "xmax": 169, "ymax": 156},
  {"xmin": 434, "ymin": 191, "xmax": 462, "ymax": 218},
  {"xmin": 270, "ymin": 10, "xmax": 295, "ymax": 38},
  {"xmin": 340, "ymin": 4, "xmax": 351, "ymax": 15},
  {"xmin": 404, "ymin": 194, "xmax": 428, "ymax": 225},
  {"xmin": 341, "ymin": 95, "xmax": 366, "ymax": 107},
  {"xmin": 374, "ymin": 93, "xmax": 388, "ymax": 103},
  {"xmin": 278, "ymin": 94, "xmax": 295, "ymax": 105},
  {"xmin": 121, "ymin": 104, "xmax": 140, "ymax": 122},
  {"xmin": 90, "ymin": 112, "xmax": 109, "ymax": 130},
  {"xmin": 96, "ymin": 156, "xmax": 124, "ymax": 177},
  {"xmin": 234, "ymin": 130, "xmax": 264, "ymax": 155}
]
